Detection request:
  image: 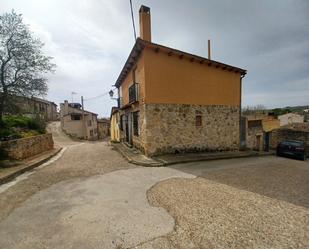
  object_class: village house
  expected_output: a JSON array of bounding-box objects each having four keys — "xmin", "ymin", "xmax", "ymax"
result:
[
  {"xmin": 111, "ymin": 5, "xmax": 247, "ymax": 156},
  {"xmin": 110, "ymin": 107, "xmax": 120, "ymax": 142},
  {"xmin": 60, "ymin": 100, "xmax": 98, "ymax": 140},
  {"xmin": 244, "ymin": 114, "xmax": 280, "ymax": 151},
  {"xmin": 278, "ymin": 113, "xmax": 304, "ymax": 126},
  {"xmin": 97, "ymin": 118, "xmax": 110, "ymax": 139},
  {"xmin": 6, "ymin": 95, "xmax": 58, "ymax": 121}
]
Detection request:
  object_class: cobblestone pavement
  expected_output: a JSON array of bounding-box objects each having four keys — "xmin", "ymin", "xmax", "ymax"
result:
[
  {"xmin": 0, "ymin": 122, "xmax": 136, "ymax": 222},
  {"xmin": 0, "ymin": 122, "xmax": 308, "ymax": 248}
]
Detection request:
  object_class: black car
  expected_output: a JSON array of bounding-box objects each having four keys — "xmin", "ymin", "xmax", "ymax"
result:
[{"xmin": 276, "ymin": 140, "xmax": 306, "ymax": 161}]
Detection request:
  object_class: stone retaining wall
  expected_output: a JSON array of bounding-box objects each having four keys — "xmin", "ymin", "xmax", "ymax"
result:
[
  {"xmin": 0, "ymin": 133, "xmax": 54, "ymax": 160},
  {"xmin": 143, "ymin": 104, "xmax": 240, "ymax": 156},
  {"xmin": 270, "ymin": 128, "xmax": 309, "ymax": 155}
]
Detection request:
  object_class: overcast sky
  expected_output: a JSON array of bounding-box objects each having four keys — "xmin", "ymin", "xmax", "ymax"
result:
[{"xmin": 1, "ymin": 0, "xmax": 309, "ymax": 117}]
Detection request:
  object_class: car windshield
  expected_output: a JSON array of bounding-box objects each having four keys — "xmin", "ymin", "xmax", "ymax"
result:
[{"xmin": 282, "ymin": 141, "xmax": 303, "ymax": 146}]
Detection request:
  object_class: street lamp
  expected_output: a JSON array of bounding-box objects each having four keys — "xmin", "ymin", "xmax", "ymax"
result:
[{"xmin": 109, "ymin": 90, "xmax": 114, "ymax": 98}]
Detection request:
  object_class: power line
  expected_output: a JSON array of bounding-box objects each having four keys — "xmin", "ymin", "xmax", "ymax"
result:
[
  {"xmin": 129, "ymin": 0, "xmax": 137, "ymax": 41},
  {"xmin": 83, "ymin": 88, "xmax": 116, "ymax": 102}
]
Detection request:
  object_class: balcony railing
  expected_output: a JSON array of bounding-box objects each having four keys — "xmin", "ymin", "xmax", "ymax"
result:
[{"xmin": 129, "ymin": 83, "xmax": 139, "ymax": 104}]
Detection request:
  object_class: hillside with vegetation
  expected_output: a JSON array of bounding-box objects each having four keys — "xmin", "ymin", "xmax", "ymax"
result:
[{"xmin": 243, "ymin": 105, "xmax": 309, "ymax": 121}]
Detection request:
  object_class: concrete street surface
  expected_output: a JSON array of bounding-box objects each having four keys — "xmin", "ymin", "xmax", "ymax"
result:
[{"xmin": 0, "ymin": 122, "xmax": 308, "ymax": 249}]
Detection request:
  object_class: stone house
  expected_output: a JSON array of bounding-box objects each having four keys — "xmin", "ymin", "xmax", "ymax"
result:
[
  {"xmin": 114, "ymin": 5, "xmax": 247, "ymax": 156},
  {"xmin": 278, "ymin": 113, "xmax": 304, "ymax": 126},
  {"xmin": 97, "ymin": 118, "xmax": 110, "ymax": 139},
  {"xmin": 6, "ymin": 95, "xmax": 58, "ymax": 121},
  {"xmin": 244, "ymin": 114, "xmax": 280, "ymax": 151},
  {"xmin": 60, "ymin": 100, "xmax": 98, "ymax": 140}
]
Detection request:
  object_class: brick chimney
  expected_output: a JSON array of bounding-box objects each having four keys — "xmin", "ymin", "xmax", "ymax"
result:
[{"xmin": 139, "ymin": 5, "xmax": 151, "ymax": 42}]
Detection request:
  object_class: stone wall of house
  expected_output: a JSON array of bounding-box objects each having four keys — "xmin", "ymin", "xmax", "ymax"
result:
[
  {"xmin": 98, "ymin": 121, "xmax": 110, "ymax": 139},
  {"xmin": 270, "ymin": 128, "xmax": 309, "ymax": 155},
  {"xmin": 143, "ymin": 104, "xmax": 240, "ymax": 156},
  {"xmin": 0, "ymin": 133, "xmax": 54, "ymax": 160},
  {"xmin": 246, "ymin": 126, "xmax": 264, "ymax": 151}
]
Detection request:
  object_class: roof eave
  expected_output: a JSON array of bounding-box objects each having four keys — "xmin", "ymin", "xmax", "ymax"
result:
[
  {"xmin": 115, "ymin": 38, "xmax": 145, "ymax": 88},
  {"xmin": 115, "ymin": 38, "xmax": 247, "ymax": 88}
]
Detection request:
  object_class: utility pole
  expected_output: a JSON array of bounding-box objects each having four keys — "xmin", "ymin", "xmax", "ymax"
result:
[
  {"xmin": 129, "ymin": 0, "xmax": 137, "ymax": 41},
  {"xmin": 81, "ymin": 96, "xmax": 86, "ymax": 139}
]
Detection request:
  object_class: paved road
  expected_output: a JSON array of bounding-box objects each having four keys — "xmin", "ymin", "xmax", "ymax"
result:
[
  {"xmin": 0, "ymin": 122, "xmax": 308, "ymax": 248},
  {"xmin": 0, "ymin": 122, "xmax": 194, "ymax": 249}
]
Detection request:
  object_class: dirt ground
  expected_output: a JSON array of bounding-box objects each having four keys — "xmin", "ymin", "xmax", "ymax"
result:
[{"xmin": 142, "ymin": 157, "xmax": 309, "ymax": 249}]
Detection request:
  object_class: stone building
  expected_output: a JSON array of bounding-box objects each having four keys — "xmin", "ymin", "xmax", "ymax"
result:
[
  {"xmin": 113, "ymin": 6, "xmax": 247, "ymax": 156},
  {"xmin": 97, "ymin": 118, "xmax": 110, "ymax": 139},
  {"xmin": 6, "ymin": 95, "xmax": 58, "ymax": 121},
  {"xmin": 244, "ymin": 114, "xmax": 280, "ymax": 151},
  {"xmin": 60, "ymin": 100, "xmax": 98, "ymax": 140},
  {"xmin": 278, "ymin": 113, "xmax": 304, "ymax": 126}
]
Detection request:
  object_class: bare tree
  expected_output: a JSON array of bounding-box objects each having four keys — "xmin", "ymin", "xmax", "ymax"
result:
[
  {"xmin": 242, "ymin": 105, "xmax": 267, "ymax": 115},
  {"xmin": 0, "ymin": 10, "xmax": 55, "ymax": 126}
]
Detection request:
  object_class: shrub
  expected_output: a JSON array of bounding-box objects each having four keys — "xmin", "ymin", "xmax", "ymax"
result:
[
  {"xmin": 0, "ymin": 146, "xmax": 9, "ymax": 161},
  {"xmin": 0, "ymin": 115, "xmax": 46, "ymax": 140},
  {"xmin": 3, "ymin": 115, "xmax": 30, "ymax": 128},
  {"xmin": 27, "ymin": 116, "xmax": 46, "ymax": 134}
]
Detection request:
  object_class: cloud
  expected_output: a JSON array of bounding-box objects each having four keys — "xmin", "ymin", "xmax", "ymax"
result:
[{"xmin": 1, "ymin": 0, "xmax": 309, "ymax": 116}]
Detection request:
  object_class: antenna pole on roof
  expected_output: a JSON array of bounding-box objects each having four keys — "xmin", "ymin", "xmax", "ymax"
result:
[
  {"xmin": 129, "ymin": 0, "xmax": 137, "ymax": 41},
  {"xmin": 208, "ymin": 39, "xmax": 211, "ymax": 60}
]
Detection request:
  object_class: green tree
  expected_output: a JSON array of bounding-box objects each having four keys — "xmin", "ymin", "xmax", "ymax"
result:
[{"xmin": 0, "ymin": 10, "xmax": 55, "ymax": 126}]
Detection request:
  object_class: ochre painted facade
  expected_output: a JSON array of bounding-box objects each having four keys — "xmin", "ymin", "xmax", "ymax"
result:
[
  {"xmin": 114, "ymin": 5, "xmax": 246, "ymax": 156},
  {"xmin": 143, "ymin": 46, "xmax": 241, "ymax": 106},
  {"xmin": 120, "ymin": 53, "xmax": 145, "ymax": 106},
  {"xmin": 120, "ymin": 46, "xmax": 241, "ymax": 108}
]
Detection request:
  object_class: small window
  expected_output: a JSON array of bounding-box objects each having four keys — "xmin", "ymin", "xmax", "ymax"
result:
[
  {"xmin": 71, "ymin": 114, "xmax": 81, "ymax": 120},
  {"xmin": 87, "ymin": 120, "xmax": 92, "ymax": 127},
  {"xmin": 133, "ymin": 111, "xmax": 139, "ymax": 136},
  {"xmin": 195, "ymin": 115, "xmax": 202, "ymax": 127},
  {"xmin": 90, "ymin": 130, "xmax": 93, "ymax": 137}
]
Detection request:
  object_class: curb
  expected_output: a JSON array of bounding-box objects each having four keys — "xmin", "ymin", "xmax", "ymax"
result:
[
  {"xmin": 111, "ymin": 144, "xmax": 164, "ymax": 167},
  {"xmin": 0, "ymin": 147, "xmax": 63, "ymax": 185},
  {"xmin": 112, "ymin": 142, "xmax": 274, "ymax": 167},
  {"xmin": 157, "ymin": 152, "xmax": 275, "ymax": 166}
]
